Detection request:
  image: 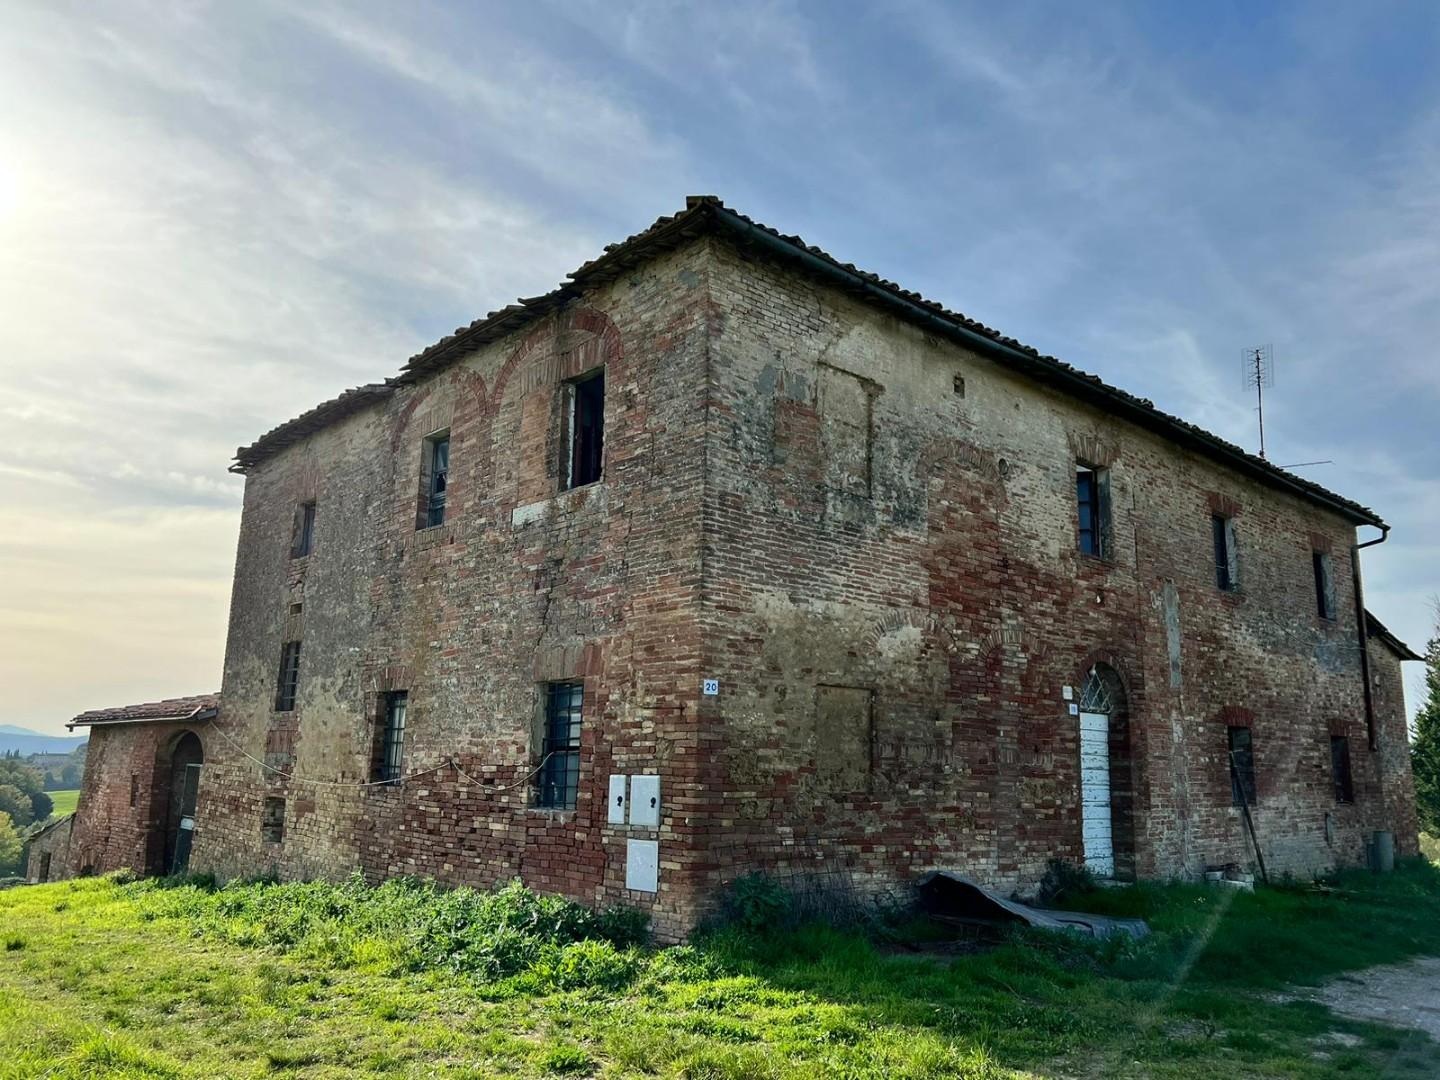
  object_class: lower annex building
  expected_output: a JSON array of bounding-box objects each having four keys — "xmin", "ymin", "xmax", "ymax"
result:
[{"xmin": 55, "ymin": 198, "xmax": 1422, "ymax": 938}]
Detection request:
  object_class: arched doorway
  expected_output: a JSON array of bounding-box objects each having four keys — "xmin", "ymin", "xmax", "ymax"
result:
[
  {"xmin": 160, "ymin": 732, "xmax": 204, "ymax": 875},
  {"xmin": 1077, "ymin": 664, "xmax": 1133, "ymax": 879}
]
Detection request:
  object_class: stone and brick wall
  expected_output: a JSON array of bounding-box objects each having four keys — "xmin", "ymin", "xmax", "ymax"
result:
[
  {"xmin": 192, "ymin": 243, "xmax": 714, "ymax": 940},
  {"xmin": 694, "ymin": 237, "xmax": 1417, "ymax": 912},
  {"xmin": 178, "ymin": 228, "xmax": 1417, "ymax": 937},
  {"xmin": 24, "ymin": 815, "xmax": 71, "ymax": 883}
]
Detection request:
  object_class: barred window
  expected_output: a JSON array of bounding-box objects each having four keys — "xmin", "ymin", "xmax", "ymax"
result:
[
  {"xmin": 376, "ymin": 691, "xmax": 408, "ymax": 783},
  {"xmin": 537, "ymin": 682, "xmax": 583, "ymax": 809},
  {"xmin": 1228, "ymin": 726, "xmax": 1256, "ymax": 807},
  {"xmin": 274, "ymin": 641, "xmax": 301, "ymax": 712}
]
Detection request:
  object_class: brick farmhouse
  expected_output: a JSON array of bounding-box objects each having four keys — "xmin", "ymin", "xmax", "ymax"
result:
[{"xmin": 58, "ymin": 197, "xmax": 1421, "ymax": 937}]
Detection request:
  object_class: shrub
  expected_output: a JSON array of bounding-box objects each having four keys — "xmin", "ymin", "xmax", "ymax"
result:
[
  {"xmin": 718, "ymin": 872, "xmax": 792, "ymax": 934},
  {"xmin": 1035, "ymin": 858, "xmax": 1097, "ymax": 906}
]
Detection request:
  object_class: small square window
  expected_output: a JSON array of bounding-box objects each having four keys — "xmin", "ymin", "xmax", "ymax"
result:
[
  {"xmin": 562, "ymin": 371, "xmax": 604, "ymax": 490},
  {"xmin": 1331, "ymin": 735, "xmax": 1354, "ymax": 804},
  {"xmin": 1076, "ymin": 465, "xmax": 1111, "ymax": 558},
  {"xmin": 374, "ymin": 691, "xmax": 408, "ymax": 783},
  {"xmin": 292, "ymin": 501, "xmax": 316, "ymax": 558},
  {"xmin": 1212, "ymin": 514, "xmax": 1238, "ymax": 591},
  {"xmin": 537, "ymin": 682, "xmax": 583, "ymax": 809},
  {"xmin": 1313, "ymin": 551, "xmax": 1336, "ymax": 620},
  {"xmin": 420, "ymin": 433, "xmax": 450, "ymax": 529},
  {"xmin": 274, "ymin": 641, "xmax": 302, "ymax": 712},
  {"xmin": 1228, "ymin": 726, "xmax": 1256, "ymax": 807},
  {"xmin": 261, "ymin": 797, "xmax": 285, "ymax": 843}
]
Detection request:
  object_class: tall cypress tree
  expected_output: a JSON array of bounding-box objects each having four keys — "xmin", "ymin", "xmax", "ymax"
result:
[{"xmin": 1411, "ymin": 625, "xmax": 1440, "ymax": 837}]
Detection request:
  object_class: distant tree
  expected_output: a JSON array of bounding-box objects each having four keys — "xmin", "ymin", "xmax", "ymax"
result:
[
  {"xmin": 29, "ymin": 790, "xmax": 52, "ymax": 822},
  {"xmin": 1411, "ymin": 610, "xmax": 1440, "ymax": 837},
  {"xmin": 0, "ymin": 784, "xmax": 31, "ymax": 829},
  {"xmin": 0, "ymin": 811, "xmax": 20, "ymax": 876},
  {"xmin": 60, "ymin": 763, "xmax": 80, "ymax": 788},
  {"xmin": 0, "ymin": 758, "xmax": 43, "ymax": 799}
]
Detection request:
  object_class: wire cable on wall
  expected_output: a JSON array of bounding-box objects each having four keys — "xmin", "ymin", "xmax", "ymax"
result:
[{"xmin": 202, "ymin": 713, "xmax": 555, "ymax": 795}]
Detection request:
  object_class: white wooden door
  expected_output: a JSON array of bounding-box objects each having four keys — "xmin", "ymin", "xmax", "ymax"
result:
[{"xmin": 1079, "ymin": 711, "xmax": 1114, "ymax": 877}]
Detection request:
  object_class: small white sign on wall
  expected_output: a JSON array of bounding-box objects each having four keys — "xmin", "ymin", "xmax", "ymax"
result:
[
  {"xmin": 626, "ymin": 839, "xmax": 659, "ymax": 893},
  {"xmin": 1068, "ymin": 703, "xmax": 1079, "ymax": 716},
  {"xmin": 702, "ymin": 678, "xmax": 720, "ymax": 696},
  {"xmin": 1062, "ymin": 685, "xmax": 1074, "ymax": 701}
]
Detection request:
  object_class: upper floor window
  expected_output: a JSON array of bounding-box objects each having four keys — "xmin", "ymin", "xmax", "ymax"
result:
[
  {"xmin": 537, "ymin": 681, "xmax": 583, "ymax": 809},
  {"xmin": 421, "ymin": 432, "xmax": 449, "ymax": 528},
  {"xmin": 274, "ymin": 640, "xmax": 302, "ymax": 712},
  {"xmin": 1312, "ymin": 551, "xmax": 1336, "ymax": 620},
  {"xmin": 291, "ymin": 501, "xmax": 316, "ymax": 558},
  {"xmin": 1076, "ymin": 465, "xmax": 1110, "ymax": 559},
  {"xmin": 1212, "ymin": 513, "xmax": 1237, "ymax": 591},
  {"xmin": 1330, "ymin": 735, "xmax": 1354, "ymax": 804},
  {"xmin": 375, "ymin": 691, "xmax": 408, "ymax": 783},
  {"xmin": 1227, "ymin": 725, "xmax": 1256, "ymax": 807},
  {"xmin": 563, "ymin": 370, "xmax": 604, "ymax": 490}
]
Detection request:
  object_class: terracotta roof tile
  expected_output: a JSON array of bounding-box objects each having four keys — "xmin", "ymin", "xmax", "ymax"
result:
[{"xmin": 70, "ymin": 693, "xmax": 220, "ymax": 728}]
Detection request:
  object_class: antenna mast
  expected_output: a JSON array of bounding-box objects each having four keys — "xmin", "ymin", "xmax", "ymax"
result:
[{"xmin": 1242, "ymin": 345, "xmax": 1275, "ymax": 459}]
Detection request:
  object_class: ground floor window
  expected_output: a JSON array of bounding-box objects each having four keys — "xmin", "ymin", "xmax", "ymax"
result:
[{"xmin": 537, "ymin": 682, "xmax": 583, "ymax": 810}]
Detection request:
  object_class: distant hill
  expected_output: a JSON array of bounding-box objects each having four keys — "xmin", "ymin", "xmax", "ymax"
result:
[{"xmin": 0, "ymin": 726, "xmax": 88, "ymax": 756}]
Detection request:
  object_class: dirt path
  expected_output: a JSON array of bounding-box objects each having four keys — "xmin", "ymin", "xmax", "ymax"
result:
[{"xmin": 1296, "ymin": 956, "xmax": 1440, "ymax": 1040}]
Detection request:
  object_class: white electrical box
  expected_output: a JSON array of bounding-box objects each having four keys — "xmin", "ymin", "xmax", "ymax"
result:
[
  {"xmin": 607, "ymin": 775, "xmax": 628, "ymax": 825},
  {"xmin": 629, "ymin": 774, "xmax": 661, "ymax": 828},
  {"xmin": 626, "ymin": 839, "xmax": 659, "ymax": 892}
]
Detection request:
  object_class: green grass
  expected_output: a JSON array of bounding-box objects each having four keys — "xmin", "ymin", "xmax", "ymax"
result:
[
  {"xmin": 1, "ymin": 864, "xmax": 1439, "ymax": 1078},
  {"xmin": 45, "ymin": 790, "xmax": 79, "ymax": 816}
]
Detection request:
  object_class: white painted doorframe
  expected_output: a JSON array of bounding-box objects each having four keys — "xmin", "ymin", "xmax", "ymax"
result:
[{"xmin": 1079, "ymin": 710, "xmax": 1114, "ymax": 877}]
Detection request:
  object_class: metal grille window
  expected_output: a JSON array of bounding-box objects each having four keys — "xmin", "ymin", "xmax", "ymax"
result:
[
  {"xmin": 1227, "ymin": 726, "xmax": 1256, "ymax": 807},
  {"xmin": 537, "ymin": 682, "xmax": 583, "ymax": 809},
  {"xmin": 1212, "ymin": 514, "xmax": 1237, "ymax": 591},
  {"xmin": 422, "ymin": 434, "xmax": 449, "ymax": 528},
  {"xmin": 1331, "ymin": 735, "xmax": 1355, "ymax": 804},
  {"xmin": 377, "ymin": 691, "xmax": 408, "ymax": 783},
  {"xmin": 563, "ymin": 371, "xmax": 604, "ymax": 490},
  {"xmin": 1076, "ymin": 466, "xmax": 1110, "ymax": 558},
  {"xmin": 274, "ymin": 641, "xmax": 301, "ymax": 712},
  {"xmin": 292, "ymin": 501, "xmax": 316, "ymax": 558},
  {"xmin": 1313, "ymin": 551, "xmax": 1336, "ymax": 620}
]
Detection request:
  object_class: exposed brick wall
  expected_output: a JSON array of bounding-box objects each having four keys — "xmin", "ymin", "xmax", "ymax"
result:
[
  {"xmin": 63, "ymin": 721, "xmax": 208, "ymax": 878},
  {"xmin": 192, "ymin": 243, "xmax": 714, "ymax": 940},
  {"xmin": 166, "ymin": 230, "xmax": 1417, "ymax": 938},
  {"xmin": 695, "ymin": 238, "xmax": 1418, "ymax": 913}
]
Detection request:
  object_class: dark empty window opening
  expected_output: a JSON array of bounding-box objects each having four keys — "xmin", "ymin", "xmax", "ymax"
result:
[
  {"xmin": 1313, "ymin": 551, "xmax": 1335, "ymax": 620},
  {"xmin": 537, "ymin": 682, "xmax": 583, "ymax": 809},
  {"xmin": 953, "ymin": 374, "xmax": 966, "ymax": 398},
  {"xmin": 38, "ymin": 852, "xmax": 51, "ymax": 882},
  {"xmin": 292, "ymin": 501, "xmax": 316, "ymax": 558},
  {"xmin": 1331, "ymin": 735, "xmax": 1355, "ymax": 804},
  {"xmin": 564, "ymin": 370, "xmax": 604, "ymax": 490},
  {"xmin": 274, "ymin": 640, "xmax": 302, "ymax": 712},
  {"xmin": 1228, "ymin": 725, "xmax": 1257, "ymax": 807},
  {"xmin": 129, "ymin": 773, "xmax": 139, "ymax": 808},
  {"xmin": 1076, "ymin": 465, "xmax": 1110, "ymax": 558},
  {"xmin": 375, "ymin": 691, "xmax": 408, "ymax": 783},
  {"xmin": 1212, "ymin": 514, "xmax": 1237, "ymax": 591},
  {"xmin": 261, "ymin": 796, "xmax": 285, "ymax": 843},
  {"xmin": 421, "ymin": 433, "xmax": 450, "ymax": 528}
]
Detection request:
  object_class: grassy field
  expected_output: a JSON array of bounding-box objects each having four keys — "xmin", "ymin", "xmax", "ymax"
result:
[
  {"xmin": 1, "ymin": 865, "xmax": 1438, "ymax": 1079},
  {"xmin": 45, "ymin": 789, "xmax": 79, "ymax": 816}
]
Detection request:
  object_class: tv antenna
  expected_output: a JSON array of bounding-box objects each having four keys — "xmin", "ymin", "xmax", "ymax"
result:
[{"xmin": 1242, "ymin": 345, "xmax": 1275, "ymax": 458}]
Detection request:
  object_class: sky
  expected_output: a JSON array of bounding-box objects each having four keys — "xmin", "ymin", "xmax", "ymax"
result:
[{"xmin": 1, "ymin": 1, "xmax": 1437, "ymax": 735}]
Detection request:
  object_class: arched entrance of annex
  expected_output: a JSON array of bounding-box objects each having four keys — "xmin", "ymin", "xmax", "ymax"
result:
[
  {"xmin": 150, "ymin": 731, "xmax": 204, "ymax": 876},
  {"xmin": 1076, "ymin": 662, "xmax": 1136, "ymax": 880}
]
